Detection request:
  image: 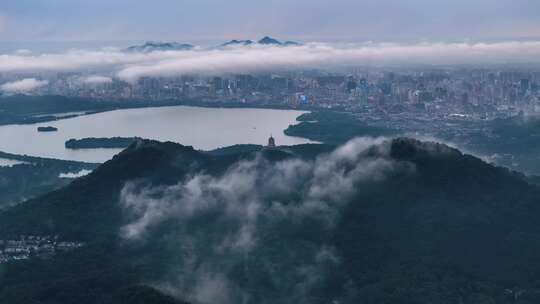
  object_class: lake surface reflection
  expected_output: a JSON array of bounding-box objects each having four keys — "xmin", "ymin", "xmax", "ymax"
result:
[
  {"xmin": 0, "ymin": 106, "xmax": 311, "ymax": 163},
  {"xmin": 0, "ymin": 158, "xmax": 26, "ymax": 167}
]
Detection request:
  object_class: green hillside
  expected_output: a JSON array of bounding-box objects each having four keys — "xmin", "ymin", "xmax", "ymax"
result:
[{"xmin": 1, "ymin": 138, "xmax": 540, "ymax": 303}]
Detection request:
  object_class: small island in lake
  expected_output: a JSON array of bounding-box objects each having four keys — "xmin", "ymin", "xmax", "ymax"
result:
[
  {"xmin": 65, "ymin": 137, "xmax": 141, "ymax": 149},
  {"xmin": 37, "ymin": 126, "xmax": 58, "ymax": 132}
]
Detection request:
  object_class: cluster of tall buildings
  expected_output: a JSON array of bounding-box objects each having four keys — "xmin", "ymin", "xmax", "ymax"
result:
[{"xmin": 2, "ymin": 67, "xmax": 540, "ymax": 120}]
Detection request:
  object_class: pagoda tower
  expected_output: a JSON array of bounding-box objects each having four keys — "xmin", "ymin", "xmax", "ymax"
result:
[{"xmin": 267, "ymin": 135, "xmax": 276, "ymax": 147}]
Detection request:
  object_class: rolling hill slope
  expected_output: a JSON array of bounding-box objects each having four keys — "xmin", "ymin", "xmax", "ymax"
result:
[{"xmin": 1, "ymin": 138, "xmax": 540, "ymax": 304}]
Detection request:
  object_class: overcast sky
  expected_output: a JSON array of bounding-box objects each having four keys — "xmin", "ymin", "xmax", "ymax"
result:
[{"xmin": 1, "ymin": 0, "xmax": 539, "ymax": 43}]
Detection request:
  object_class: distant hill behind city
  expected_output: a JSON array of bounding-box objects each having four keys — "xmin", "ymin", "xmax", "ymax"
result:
[{"xmin": 126, "ymin": 36, "xmax": 302, "ymax": 52}]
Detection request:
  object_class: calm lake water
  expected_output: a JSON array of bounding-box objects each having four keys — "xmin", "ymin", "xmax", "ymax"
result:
[
  {"xmin": 0, "ymin": 106, "xmax": 311, "ymax": 163},
  {"xmin": 0, "ymin": 158, "xmax": 26, "ymax": 167}
]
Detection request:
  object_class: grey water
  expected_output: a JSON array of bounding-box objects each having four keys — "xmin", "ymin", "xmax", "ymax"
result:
[
  {"xmin": 0, "ymin": 158, "xmax": 26, "ymax": 167},
  {"xmin": 0, "ymin": 106, "xmax": 311, "ymax": 163}
]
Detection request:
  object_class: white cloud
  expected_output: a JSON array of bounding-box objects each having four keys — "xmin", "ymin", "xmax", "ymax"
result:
[
  {"xmin": 79, "ymin": 75, "xmax": 113, "ymax": 85},
  {"xmin": 58, "ymin": 169, "xmax": 93, "ymax": 178},
  {"xmin": 0, "ymin": 49, "xmax": 169, "ymax": 73},
  {"xmin": 118, "ymin": 137, "xmax": 416, "ymax": 304},
  {"xmin": 14, "ymin": 49, "xmax": 32, "ymax": 56},
  {"xmin": 114, "ymin": 41, "xmax": 540, "ymax": 81},
  {"xmin": 0, "ymin": 78, "xmax": 48, "ymax": 93},
  {"xmin": 0, "ymin": 41, "xmax": 540, "ymax": 82},
  {"xmin": 119, "ymin": 137, "xmax": 411, "ymax": 242}
]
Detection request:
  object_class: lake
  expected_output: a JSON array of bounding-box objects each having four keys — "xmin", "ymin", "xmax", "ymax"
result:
[
  {"xmin": 0, "ymin": 106, "xmax": 312, "ymax": 163},
  {"xmin": 0, "ymin": 158, "xmax": 26, "ymax": 167}
]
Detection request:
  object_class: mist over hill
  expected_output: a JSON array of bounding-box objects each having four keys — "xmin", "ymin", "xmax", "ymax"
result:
[{"xmin": 1, "ymin": 138, "xmax": 540, "ymax": 303}]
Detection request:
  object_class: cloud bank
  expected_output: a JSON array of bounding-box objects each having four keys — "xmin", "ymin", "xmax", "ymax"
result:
[
  {"xmin": 119, "ymin": 137, "xmax": 415, "ymax": 304},
  {"xmin": 0, "ymin": 78, "xmax": 48, "ymax": 93},
  {"xmin": 79, "ymin": 75, "xmax": 113, "ymax": 85},
  {"xmin": 1, "ymin": 41, "xmax": 540, "ymax": 82}
]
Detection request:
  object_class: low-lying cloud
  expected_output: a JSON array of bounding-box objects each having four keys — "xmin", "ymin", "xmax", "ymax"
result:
[
  {"xmin": 120, "ymin": 137, "xmax": 398, "ymax": 241},
  {"xmin": 119, "ymin": 137, "xmax": 415, "ymax": 304},
  {"xmin": 0, "ymin": 78, "xmax": 48, "ymax": 93},
  {"xmin": 0, "ymin": 41, "xmax": 540, "ymax": 82},
  {"xmin": 79, "ymin": 75, "xmax": 113, "ymax": 85}
]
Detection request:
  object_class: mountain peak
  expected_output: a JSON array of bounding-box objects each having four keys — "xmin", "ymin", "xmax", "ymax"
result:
[
  {"xmin": 389, "ymin": 137, "xmax": 462, "ymax": 160},
  {"xmin": 222, "ymin": 39, "xmax": 254, "ymax": 47},
  {"xmin": 218, "ymin": 37, "xmax": 300, "ymax": 48},
  {"xmin": 125, "ymin": 41, "xmax": 194, "ymax": 53},
  {"xmin": 258, "ymin": 36, "xmax": 282, "ymax": 45}
]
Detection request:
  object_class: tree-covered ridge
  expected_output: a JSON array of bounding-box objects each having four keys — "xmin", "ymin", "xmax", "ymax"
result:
[
  {"xmin": 65, "ymin": 137, "xmax": 142, "ymax": 150},
  {"xmin": 285, "ymin": 111, "xmax": 398, "ymax": 144},
  {"xmin": 0, "ymin": 138, "xmax": 539, "ymax": 303},
  {"xmin": 446, "ymin": 114, "xmax": 540, "ymax": 174},
  {"xmin": 0, "ymin": 151, "xmax": 98, "ymax": 208}
]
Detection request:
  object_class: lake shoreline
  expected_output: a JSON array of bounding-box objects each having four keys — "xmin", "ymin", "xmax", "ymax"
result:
[
  {"xmin": 0, "ymin": 105, "xmax": 312, "ymax": 162},
  {"xmin": 0, "ymin": 95, "xmax": 317, "ymax": 127}
]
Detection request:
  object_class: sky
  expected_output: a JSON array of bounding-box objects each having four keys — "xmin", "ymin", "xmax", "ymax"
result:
[
  {"xmin": 0, "ymin": 0, "xmax": 539, "ymax": 43},
  {"xmin": 0, "ymin": 0, "xmax": 540, "ymax": 83}
]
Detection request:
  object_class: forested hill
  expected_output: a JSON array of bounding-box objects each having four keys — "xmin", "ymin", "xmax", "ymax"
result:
[{"xmin": 1, "ymin": 138, "xmax": 540, "ymax": 304}]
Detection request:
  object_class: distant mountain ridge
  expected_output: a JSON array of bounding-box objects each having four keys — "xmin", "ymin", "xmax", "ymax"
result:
[
  {"xmin": 221, "ymin": 39, "xmax": 254, "ymax": 47},
  {"xmin": 223, "ymin": 36, "xmax": 301, "ymax": 47},
  {"xmin": 125, "ymin": 41, "xmax": 195, "ymax": 53},
  {"xmin": 126, "ymin": 37, "xmax": 301, "ymax": 52}
]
